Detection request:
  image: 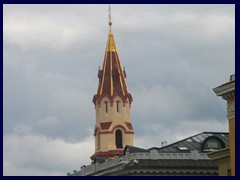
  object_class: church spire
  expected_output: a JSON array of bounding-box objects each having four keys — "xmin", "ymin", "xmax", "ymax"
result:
[
  {"xmin": 93, "ymin": 5, "xmax": 133, "ymax": 106},
  {"xmin": 91, "ymin": 6, "xmax": 134, "ymax": 161}
]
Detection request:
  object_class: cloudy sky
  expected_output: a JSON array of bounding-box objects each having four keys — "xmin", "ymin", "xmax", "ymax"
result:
[{"xmin": 3, "ymin": 4, "xmax": 235, "ymax": 176}]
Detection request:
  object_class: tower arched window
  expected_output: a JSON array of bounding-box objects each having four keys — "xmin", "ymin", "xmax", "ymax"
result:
[{"xmin": 115, "ymin": 129, "xmax": 123, "ymax": 148}]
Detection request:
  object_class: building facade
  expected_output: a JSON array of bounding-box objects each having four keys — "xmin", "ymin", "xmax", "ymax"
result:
[
  {"xmin": 211, "ymin": 74, "xmax": 235, "ymax": 176},
  {"xmin": 91, "ymin": 6, "xmax": 134, "ymax": 161},
  {"xmin": 208, "ymin": 148, "xmax": 231, "ymax": 176}
]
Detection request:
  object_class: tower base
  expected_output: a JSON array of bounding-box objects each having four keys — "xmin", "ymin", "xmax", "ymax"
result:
[{"xmin": 91, "ymin": 150, "xmax": 124, "ymax": 161}]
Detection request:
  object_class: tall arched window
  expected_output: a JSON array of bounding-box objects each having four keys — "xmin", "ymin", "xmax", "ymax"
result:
[{"xmin": 115, "ymin": 129, "xmax": 123, "ymax": 148}]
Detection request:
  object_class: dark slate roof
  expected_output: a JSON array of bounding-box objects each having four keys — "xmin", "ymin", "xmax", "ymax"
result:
[
  {"xmin": 90, "ymin": 159, "xmax": 218, "ymax": 176},
  {"xmin": 124, "ymin": 132, "xmax": 229, "ymax": 154},
  {"xmin": 148, "ymin": 132, "xmax": 229, "ymax": 153},
  {"xmin": 124, "ymin": 145, "xmax": 149, "ymax": 155}
]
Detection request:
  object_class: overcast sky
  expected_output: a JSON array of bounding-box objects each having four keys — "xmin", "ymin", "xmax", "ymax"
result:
[{"xmin": 3, "ymin": 4, "xmax": 235, "ymax": 176}]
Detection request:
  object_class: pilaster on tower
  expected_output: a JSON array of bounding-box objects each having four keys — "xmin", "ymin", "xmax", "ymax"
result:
[{"xmin": 91, "ymin": 6, "xmax": 134, "ymax": 161}]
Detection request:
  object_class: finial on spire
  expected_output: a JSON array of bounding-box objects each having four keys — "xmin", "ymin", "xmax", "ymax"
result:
[{"xmin": 108, "ymin": 5, "xmax": 112, "ymax": 31}]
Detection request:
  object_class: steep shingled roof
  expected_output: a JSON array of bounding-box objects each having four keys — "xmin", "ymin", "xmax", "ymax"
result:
[{"xmin": 92, "ymin": 16, "xmax": 132, "ymax": 106}]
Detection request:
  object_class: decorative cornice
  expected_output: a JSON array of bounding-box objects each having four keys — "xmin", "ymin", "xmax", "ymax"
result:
[
  {"xmin": 94, "ymin": 123, "xmax": 134, "ymax": 136},
  {"xmin": 208, "ymin": 147, "xmax": 230, "ymax": 161},
  {"xmin": 99, "ymin": 124, "xmax": 134, "ymax": 135},
  {"xmin": 222, "ymin": 91, "xmax": 235, "ymax": 100},
  {"xmin": 93, "ymin": 93, "xmax": 132, "ymax": 107},
  {"xmin": 213, "ymin": 81, "xmax": 235, "ymax": 99},
  {"xmin": 100, "ymin": 131, "xmax": 134, "ymax": 135}
]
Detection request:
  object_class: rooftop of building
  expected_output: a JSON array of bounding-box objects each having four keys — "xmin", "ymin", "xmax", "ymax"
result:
[
  {"xmin": 68, "ymin": 131, "xmax": 229, "ymax": 176},
  {"xmin": 125, "ymin": 132, "xmax": 229, "ymax": 155}
]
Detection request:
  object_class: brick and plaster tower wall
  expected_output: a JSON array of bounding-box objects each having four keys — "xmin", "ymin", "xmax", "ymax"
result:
[{"xmin": 91, "ymin": 6, "xmax": 134, "ymax": 161}]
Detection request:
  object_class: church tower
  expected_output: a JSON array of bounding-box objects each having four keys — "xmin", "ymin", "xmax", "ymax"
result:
[{"xmin": 91, "ymin": 6, "xmax": 134, "ymax": 161}]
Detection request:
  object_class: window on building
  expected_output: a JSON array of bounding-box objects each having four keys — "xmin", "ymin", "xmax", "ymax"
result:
[
  {"xmin": 116, "ymin": 101, "xmax": 120, "ymax": 113},
  {"xmin": 115, "ymin": 130, "xmax": 123, "ymax": 148},
  {"xmin": 205, "ymin": 140, "xmax": 221, "ymax": 149},
  {"xmin": 104, "ymin": 101, "xmax": 108, "ymax": 113},
  {"xmin": 201, "ymin": 136, "xmax": 225, "ymax": 152}
]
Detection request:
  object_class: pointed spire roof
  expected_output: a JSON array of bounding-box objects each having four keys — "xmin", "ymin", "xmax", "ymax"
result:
[
  {"xmin": 93, "ymin": 6, "xmax": 132, "ymax": 106},
  {"xmin": 106, "ymin": 5, "xmax": 117, "ymax": 52}
]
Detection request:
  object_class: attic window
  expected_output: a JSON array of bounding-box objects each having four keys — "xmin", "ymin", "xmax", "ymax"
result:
[
  {"xmin": 201, "ymin": 136, "xmax": 225, "ymax": 152},
  {"xmin": 204, "ymin": 140, "xmax": 221, "ymax": 149},
  {"xmin": 178, "ymin": 147, "xmax": 189, "ymax": 151}
]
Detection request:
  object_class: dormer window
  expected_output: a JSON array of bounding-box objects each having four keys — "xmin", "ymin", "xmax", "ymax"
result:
[
  {"xmin": 201, "ymin": 136, "xmax": 225, "ymax": 152},
  {"xmin": 205, "ymin": 140, "xmax": 221, "ymax": 149}
]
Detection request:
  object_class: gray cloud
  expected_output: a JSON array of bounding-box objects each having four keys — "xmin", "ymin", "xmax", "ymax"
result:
[
  {"xmin": 3, "ymin": 134, "xmax": 94, "ymax": 175},
  {"xmin": 3, "ymin": 4, "xmax": 234, "ymax": 175}
]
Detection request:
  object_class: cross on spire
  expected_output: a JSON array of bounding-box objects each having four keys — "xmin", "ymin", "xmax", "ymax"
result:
[{"xmin": 108, "ymin": 5, "xmax": 112, "ymax": 31}]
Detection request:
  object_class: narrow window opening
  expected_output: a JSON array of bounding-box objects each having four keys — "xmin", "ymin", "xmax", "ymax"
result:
[
  {"xmin": 115, "ymin": 130, "xmax": 123, "ymax": 148},
  {"xmin": 117, "ymin": 101, "xmax": 120, "ymax": 113},
  {"xmin": 104, "ymin": 102, "xmax": 108, "ymax": 113}
]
